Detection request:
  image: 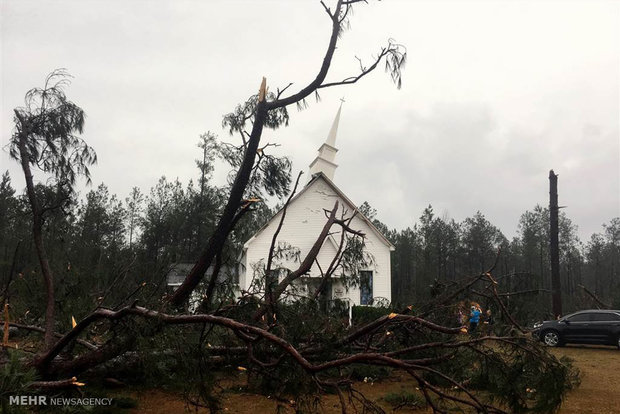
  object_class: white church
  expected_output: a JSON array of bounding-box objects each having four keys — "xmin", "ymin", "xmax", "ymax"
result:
[{"xmin": 238, "ymin": 105, "xmax": 394, "ymax": 307}]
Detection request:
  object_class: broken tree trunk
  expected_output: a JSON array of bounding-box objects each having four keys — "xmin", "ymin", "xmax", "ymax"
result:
[{"xmin": 549, "ymin": 170, "xmax": 562, "ymax": 317}]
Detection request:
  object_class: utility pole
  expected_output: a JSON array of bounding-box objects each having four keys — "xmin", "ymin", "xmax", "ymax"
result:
[{"xmin": 549, "ymin": 170, "xmax": 562, "ymax": 317}]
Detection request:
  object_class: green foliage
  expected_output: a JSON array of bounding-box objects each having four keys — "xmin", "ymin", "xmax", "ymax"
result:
[
  {"xmin": 0, "ymin": 350, "xmax": 37, "ymax": 414},
  {"xmin": 196, "ymin": 132, "xmax": 217, "ymax": 188},
  {"xmin": 218, "ymin": 92, "xmax": 293, "ymax": 199},
  {"xmin": 382, "ymin": 390, "xmax": 426, "ymax": 410},
  {"xmin": 274, "ymin": 299, "xmax": 350, "ymax": 349},
  {"xmin": 0, "ymin": 351, "xmax": 37, "ymax": 394},
  {"xmin": 461, "ymin": 211, "xmax": 508, "ymax": 274},
  {"xmin": 107, "ymin": 322, "xmax": 228, "ymax": 411},
  {"xmin": 338, "ymin": 237, "xmax": 375, "ymax": 284},
  {"xmin": 216, "ymin": 139, "xmax": 292, "ymax": 200},
  {"xmin": 222, "ymin": 92, "xmax": 289, "ymax": 135},
  {"xmin": 352, "ymin": 305, "xmax": 392, "ymax": 326},
  {"xmin": 358, "ymin": 201, "xmax": 391, "ymax": 237},
  {"xmin": 447, "ymin": 343, "xmax": 580, "ymax": 414}
]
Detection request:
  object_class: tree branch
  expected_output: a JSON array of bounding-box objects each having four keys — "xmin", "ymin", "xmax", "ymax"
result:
[
  {"xmin": 267, "ymin": 1, "xmax": 344, "ymax": 110},
  {"xmin": 27, "ymin": 377, "xmax": 85, "ymax": 390},
  {"xmin": 578, "ymin": 284, "xmax": 611, "ymax": 309},
  {"xmin": 253, "ymin": 201, "xmax": 340, "ymax": 321}
]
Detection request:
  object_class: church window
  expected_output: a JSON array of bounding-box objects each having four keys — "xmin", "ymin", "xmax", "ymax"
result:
[{"xmin": 360, "ymin": 271, "xmax": 373, "ymax": 305}]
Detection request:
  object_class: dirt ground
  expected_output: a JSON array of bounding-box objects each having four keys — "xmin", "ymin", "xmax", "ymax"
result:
[{"xmin": 128, "ymin": 345, "xmax": 620, "ymax": 413}]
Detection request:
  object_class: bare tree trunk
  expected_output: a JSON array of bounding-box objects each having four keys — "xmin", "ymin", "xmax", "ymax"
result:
[
  {"xmin": 549, "ymin": 170, "xmax": 562, "ymax": 317},
  {"xmin": 17, "ymin": 131, "xmax": 56, "ymax": 349},
  {"xmin": 594, "ymin": 257, "xmax": 600, "ymax": 296},
  {"xmin": 128, "ymin": 216, "xmax": 134, "ymax": 251}
]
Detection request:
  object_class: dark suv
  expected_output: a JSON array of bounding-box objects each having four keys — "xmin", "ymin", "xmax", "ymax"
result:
[{"xmin": 532, "ymin": 309, "xmax": 620, "ymax": 348}]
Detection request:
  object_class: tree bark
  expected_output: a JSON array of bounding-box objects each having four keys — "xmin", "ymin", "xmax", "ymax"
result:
[{"xmin": 549, "ymin": 170, "xmax": 562, "ymax": 317}]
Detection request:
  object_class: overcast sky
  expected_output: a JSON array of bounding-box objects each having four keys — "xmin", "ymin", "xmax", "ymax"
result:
[{"xmin": 2, "ymin": 0, "xmax": 619, "ymax": 241}]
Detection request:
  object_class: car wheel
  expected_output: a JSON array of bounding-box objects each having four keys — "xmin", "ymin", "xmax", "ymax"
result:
[
  {"xmin": 542, "ymin": 330, "xmax": 562, "ymax": 347},
  {"xmin": 617, "ymin": 336, "xmax": 620, "ymax": 350}
]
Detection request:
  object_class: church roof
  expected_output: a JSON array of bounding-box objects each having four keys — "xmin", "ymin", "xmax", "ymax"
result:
[{"xmin": 243, "ymin": 172, "xmax": 395, "ymax": 251}]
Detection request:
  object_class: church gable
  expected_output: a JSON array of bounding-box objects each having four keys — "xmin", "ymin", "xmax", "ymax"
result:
[{"xmin": 244, "ymin": 174, "xmax": 394, "ymax": 253}]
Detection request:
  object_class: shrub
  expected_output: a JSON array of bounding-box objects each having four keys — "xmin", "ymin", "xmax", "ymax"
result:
[{"xmin": 352, "ymin": 305, "xmax": 392, "ymax": 325}]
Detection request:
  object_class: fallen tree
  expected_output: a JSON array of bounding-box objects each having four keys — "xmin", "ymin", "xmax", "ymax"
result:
[{"xmin": 6, "ymin": 254, "xmax": 579, "ymax": 412}]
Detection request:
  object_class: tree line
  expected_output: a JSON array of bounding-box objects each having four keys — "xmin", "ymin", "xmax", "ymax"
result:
[
  {"xmin": 360, "ymin": 201, "xmax": 620, "ymax": 318},
  {"xmin": 2, "ymin": 162, "xmax": 618, "ymax": 328}
]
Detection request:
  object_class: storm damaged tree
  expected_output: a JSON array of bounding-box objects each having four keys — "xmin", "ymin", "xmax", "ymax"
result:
[
  {"xmin": 549, "ymin": 170, "xmax": 562, "ymax": 317},
  {"xmin": 8, "ymin": 69, "xmax": 96, "ymax": 348}
]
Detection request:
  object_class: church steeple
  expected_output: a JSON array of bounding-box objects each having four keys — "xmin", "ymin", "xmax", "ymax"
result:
[{"xmin": 308, "ymin": 103, "xmax": 342, "ymax": 181}]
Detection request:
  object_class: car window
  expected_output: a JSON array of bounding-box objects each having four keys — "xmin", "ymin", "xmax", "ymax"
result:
[
  {"xmin": 591, "ymin": 313, "xmax": 620, "ymax": 322},
  {"xmin": 566, "ymin": 313, "xmax": 592, "ymax": 322}
]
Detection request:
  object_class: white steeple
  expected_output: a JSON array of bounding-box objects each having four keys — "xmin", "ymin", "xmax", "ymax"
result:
[{"xmin": 308, "ymin": 103, "xmax": 342, "ymax": 181}]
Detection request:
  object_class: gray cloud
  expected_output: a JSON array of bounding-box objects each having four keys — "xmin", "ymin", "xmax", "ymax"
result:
[{"xmin": 2, "ymin": 0, "xmax": 618, "ymax": 242}]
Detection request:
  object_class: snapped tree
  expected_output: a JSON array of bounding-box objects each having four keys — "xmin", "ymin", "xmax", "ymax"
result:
[{"xmin": 549, "ymin": 170, "xmax": 562, "ymax": 317}]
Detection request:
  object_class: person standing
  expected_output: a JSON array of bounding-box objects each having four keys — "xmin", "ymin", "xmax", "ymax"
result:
[
  {"xmin": 482, "ymin": 309, "xmax": 494, "ymax": 334},
  {"xmin": 469, "ymin": 305, "xmax": 481, "ymax": 332}
]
